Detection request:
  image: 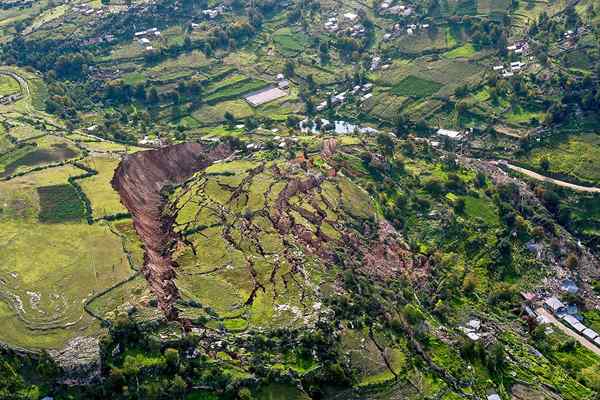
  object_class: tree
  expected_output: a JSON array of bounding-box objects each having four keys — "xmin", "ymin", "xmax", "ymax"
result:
[
  {"xmin": 164, "ymin": 348, "xmax": 180, "ymax": 370},
  {"xmin": 475, "ymin": 171, "xmax": 487, "ymax": 188},
  {"xmin": 286, "ymin": 115, "xmax": 301, "ymax": 128},
  {"xmin": 462, "ymin": 272, "xmax": 478, "ymax": 294},
  {"xmin": 424, "ymin": 179, "xmax": 444, "ymax": 196},
  {"xmin": 486, "ymin": 343, "xmax": 506, "ymax": 374},
  {"xmin": 454, "ymin": 198, "xmax": 466, "ymax": 213},
  {"xmin": 170, "ymin": 375, "xmax": 187, "ymax": 397},
  {"xmin": 542, "ymin": 189, "xmax": 560, "ymax": 214},
  {"xmin": 238, "ymin": 388, "xmax": 253, "ymax": 400},
  {"xmin": 539, "ymin": 157, "xmax": 550, "ymax": 171},
  {"xmin": 148, "ymin": 88, "xmax": 159, "ymax": 104},
  {"xmin": 224, "ymin": 111, "xmax": 235, "ymax": 128},
  {"xmin": 377, "ymin": 133, "xmax": 395, "ymax": 156},
  {"xmin": 284, "ymin": 61, "xmax": 295, "ymax": 77},
  {"xmin": 581, "ymin": 366, "xmax": 600, "ymax": 391},
  {"xmin": 565, "ymin": 253, "xmax": 578, "ymax": 270},
  {"xmin": 244, "ymin": 117, "xmax": 258, "ymax": 132}
]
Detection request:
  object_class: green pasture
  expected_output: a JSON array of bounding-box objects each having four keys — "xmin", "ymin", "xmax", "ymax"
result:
[
  {"xmin": 392, "ymin": 76, "xmax": 443, "ymax": 98},
  {"xmin": 0, "ymin": 135, "xmax": 80, "ymax": 178},
  {"xmin": 79, "ymin": 156, "xmax": 128, "ymax": 219},
  {"xmin": 0, "ymin": 165, "xmax": 131, "ymax": 349},
  {"xmin": 272, "ymin": 28, "xmax": 310, "ymax": 56},
  {"xmin": 0, "ymin": 75, "xmax": 20, "ymax": 96},
  {"xmin": 443, "ymin": 43, "xmax": 477, "ymax": 59},
  {"xmin": 520, "ymin": 132, "xmax": 600, "ymax": 185}
]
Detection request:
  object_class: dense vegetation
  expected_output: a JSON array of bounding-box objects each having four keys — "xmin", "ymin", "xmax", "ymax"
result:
[{"xmin": 0, "ymin": 0, "xmax": 600, "ymax": 399}]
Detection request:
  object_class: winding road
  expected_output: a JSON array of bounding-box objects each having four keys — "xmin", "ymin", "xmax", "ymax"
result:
[
  {"xmin": 495, "ymin": 161, "xmax": 600, "ymax": 193},
  {"xmin": 535, "ymin": 308, "xmax": 600, "ymax": 357}
]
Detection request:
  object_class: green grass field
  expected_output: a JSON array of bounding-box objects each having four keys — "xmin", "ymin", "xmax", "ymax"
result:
[
  {"xmin": 521, "ymin": 132, "xmax": 600, "ymax": 185},
  {"xmin": 272, "ymin": 28, "xmax": 310, "ymax": 56},
  {"xmin": 37, "ymin": 184, "xmax": 85, "ymax": 223},
  {"xmin": 0, "ymin": 75, "xmax": 20, "ymax": 96},
  {"xmin": 392, "ymin": 76, "xmax": 444, "ymax": 98},
  {"xmin": 0, "ymin": 165, "xmax": 131, "ymax": 349},
  {"xmin": 79, "ymin": 156, "xmax": 128, "ymax": 219},
  {"xmin": 205, "ymin": 78, "xmax": 268, "ymax": 104},
  {"xmin": 443, "ymin": 43, "xmax": 477, "ymax": 59}
]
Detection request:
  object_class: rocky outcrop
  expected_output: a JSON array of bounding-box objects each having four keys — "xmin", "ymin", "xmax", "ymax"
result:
[
  {"xmin": 49, "ymin": 336, "xmax": 101, "ymax": 385},
  {"xmin": 111, "ymin": 142, "xmax": 234, "ymax": 321}
]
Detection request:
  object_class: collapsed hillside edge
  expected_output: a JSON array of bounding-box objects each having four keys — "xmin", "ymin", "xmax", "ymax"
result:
[{"xmin": 111, "ymin": 142, "xmax": 234, "ymax": 322}]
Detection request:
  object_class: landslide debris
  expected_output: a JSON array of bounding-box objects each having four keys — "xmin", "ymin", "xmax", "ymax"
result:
[{"xmin": 111, "ymin": 142, "xmax": 234, "ymax": 321}]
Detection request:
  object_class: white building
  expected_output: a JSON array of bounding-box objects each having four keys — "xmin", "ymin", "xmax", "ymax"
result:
[
  {"xmin": 343, "ymin": 12, "xmax": 358, "ymax": 22},
  {"xmin": 544, "ymin": 297, "xmax": 566, "ymax": 314},
  {"xmin": 436, "ymin": 129, "xmax": 463, "ymax": 140}
]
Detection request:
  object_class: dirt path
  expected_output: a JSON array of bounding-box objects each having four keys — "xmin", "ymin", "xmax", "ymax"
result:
[
  {"xmin": 497, "ymin": 162, "xmax": 600, "ymax": 193},
  {"xmin": 535, "ymin": 308, "xmax": 600, "ymax": 356}
]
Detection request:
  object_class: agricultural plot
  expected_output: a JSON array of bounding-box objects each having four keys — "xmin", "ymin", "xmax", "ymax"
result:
[
  {"xmin": 519, "ymin": 132, "xmax": 600, "ymax": 185},
  {"xmin": 0, "ymin": 135, "xmax": 80, "ymax": 178},
  {"xmin": 171, "ymin": 159, "xmax": 376, "ymax": 330},
  {"xmin": 386, "ymin": 26, "xmax": 462, "ymax": 54},
  {"xmin": 205, "ymin": 77, "xmax": 269, "ymax": 104},
  {"xmin": 375, "ymin": 58, "xmax": 483, "ymax": 91},
  {"xmin": 37, "ymin": 184, "xmax": 85, "ymax": 223},
  {"xmin": 0, "ymin": 75, "xmax": 20, "ymax": 96},
  {"xmin": 79, "ymin": 156, "xmax": 128, "ymax": 219},
  {"xmin": 272, "ymin": 28, "xmax": 311, "ymax": 56},
  {"xmin": 0, "ymin": 165, "xmax": 132, "ymax": 349},
  {"xmin": 192, "ymin": 99, "xmax": 254, "ymax": 124},
  {"xmin": 443, "ymin": 43, "xmax": 477, "ymax": 59},
  {"xmin": 392, "ymin": 76, "xmax": 444, "ymax": 98},
  {"xmin": 476, "ymin": 0, "xmax": 512, "ymax": 15},
  {"xmin": 440, "ymin": 0, "xmax": 478, "ymax": 15}
]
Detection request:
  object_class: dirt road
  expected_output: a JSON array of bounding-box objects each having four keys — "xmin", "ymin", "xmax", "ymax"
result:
[
  {"xmin": 498, "ymin": 162, "xmax": 600, "ymax": 193},
  {"xmin": 535, "ymin": 308, "xmax": 600, "ymax": 356}
]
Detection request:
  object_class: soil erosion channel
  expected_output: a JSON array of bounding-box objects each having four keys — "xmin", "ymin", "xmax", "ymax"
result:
[{"xmin": 111, "ymin": 142, "xmax": 234, "ymax": 321}]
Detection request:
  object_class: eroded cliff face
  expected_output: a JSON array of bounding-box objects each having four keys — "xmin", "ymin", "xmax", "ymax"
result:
[{"xmin": 111, "ymin": 142, "xmax": 234, "ymax": 321}]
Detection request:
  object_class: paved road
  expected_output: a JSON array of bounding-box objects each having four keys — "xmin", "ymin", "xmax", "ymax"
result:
[
  {"xmin": 535, "ymin": 308, "xmax": 600, "ymax": 356},
  {"xmin": 497, "ymin": 162, "xmax": 600, "ymax": 193}
]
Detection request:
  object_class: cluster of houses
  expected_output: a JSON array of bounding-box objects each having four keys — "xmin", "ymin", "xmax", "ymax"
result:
[
  {"xmin": 316, "ymin": 83, "xmax": 373, "ymax": 112},
  {"xmin": 436, "ymin": 128, "xmax": 467, "ymax": 141},
  {"xmin": 0, "ymin": 93, "xmax": 22, "ymax": 105},
  {"xmin": 506, "ymin": 41, "xmax": 529, "ymax": 55},
  {"xmin": 492, "ymin": 61, "xmax": 527, "ymax": 78},
  {"xmin": 543, "ymin": 296, "xmax": 600, "ymax": 348},
  {"xmin": 459, "ymin": 318, "xmax": 487, "ymax": 341},
  {"xmin": 323, "ymin": 12, "xmax": 367, "ymax": 38},
  {"xmin": 201, "ymin": 4, "xmax": 227, "ymax": 19},
  {"xmin": 379, "ymin": 2, "xmax": 414, "ymax": 16},
  {"xmin": 71, "ymin": 4, "xmax": 100, "ymax": 17},
  {"xmin": 138, "ymin": 135, "xmax": 163, "ymax": 147},
  {"xmin": 81, "ymin": 34, "xmax": 116, "ymax": 47},
  {"xmin": 134, "ymin": 27, "xmax": 161, "ymax": 51},
  {"xmin": 275, "ymin": 73, "xmax": 290, "ymax": 90},
  {"xmin": 383, "ymin": 22, "xmax": 429, "ymax": 42},
  {"xmin": 370, "ymin": 56, "xmax": 391, "ymax": 71},
  {"xmin": 560, "ymin": 26, "xmax": 588, "ymax": 49}
]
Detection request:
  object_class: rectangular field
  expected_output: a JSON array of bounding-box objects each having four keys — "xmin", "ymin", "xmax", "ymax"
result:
[
  {"xmin": 392, "ymin": 76, "xmax": 444, "ymax": 98},
  {"xmin": 37, "ymin": 184, "xmax": 85, "ymax": 223}
]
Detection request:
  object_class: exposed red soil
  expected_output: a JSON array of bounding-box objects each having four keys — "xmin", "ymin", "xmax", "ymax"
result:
[{"xmin": 111, "ymin": 142, "xmax": 234, "ymax": 321}]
